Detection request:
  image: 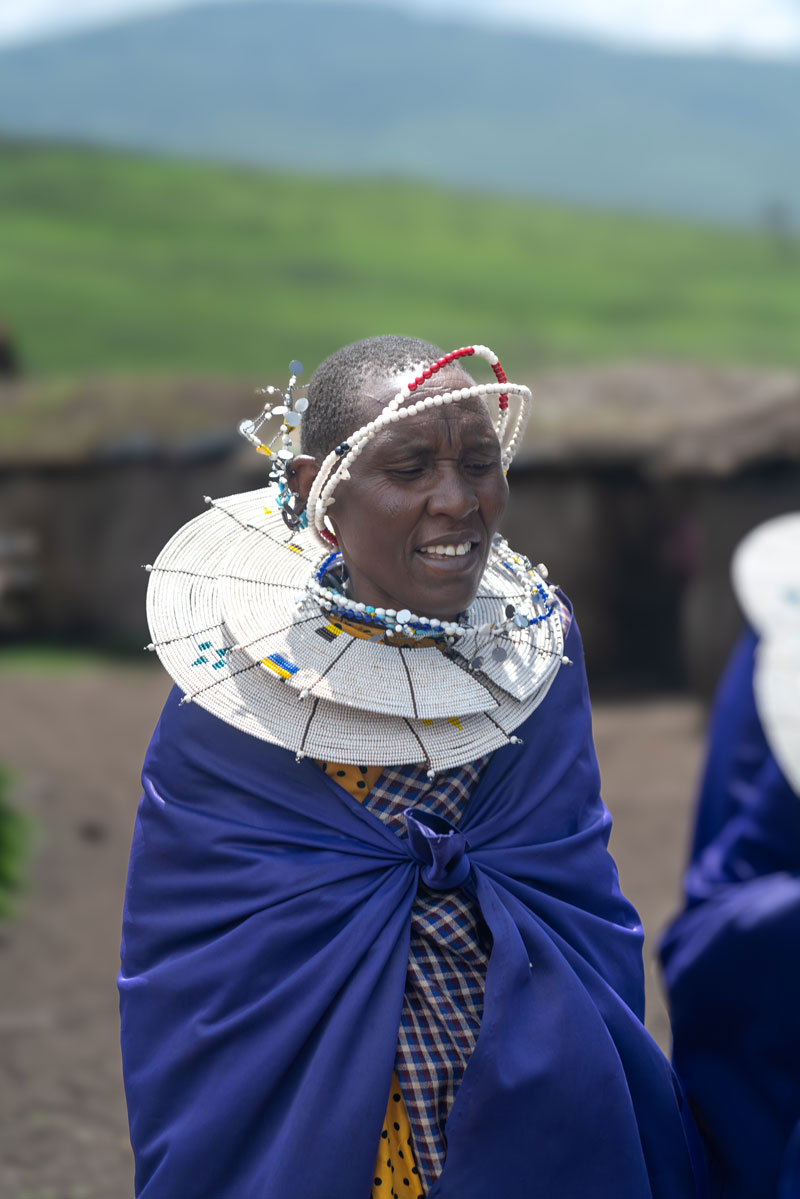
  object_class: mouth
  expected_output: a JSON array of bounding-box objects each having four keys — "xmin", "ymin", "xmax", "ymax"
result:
[{"xmin": 415, "ymin": 537, "xmax": 480, "ymax": 565}]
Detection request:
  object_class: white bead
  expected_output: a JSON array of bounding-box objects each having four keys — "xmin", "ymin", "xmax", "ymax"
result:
[{"xmin": 433, "ymin": 395, "xmax": 443, "ymax": 406}]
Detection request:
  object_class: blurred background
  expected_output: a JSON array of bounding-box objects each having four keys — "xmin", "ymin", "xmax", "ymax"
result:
[{"xmin": 0, "ymin": 1, "xmax": 799, "ymax": 1194}]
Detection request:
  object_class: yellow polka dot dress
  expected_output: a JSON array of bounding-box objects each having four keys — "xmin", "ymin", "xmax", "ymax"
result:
[{"xmin": 372, "ymin": 1073, "xmax": 425, "ymax": 1199}]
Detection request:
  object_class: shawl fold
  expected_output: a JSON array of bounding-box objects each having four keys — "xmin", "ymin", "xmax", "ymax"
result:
[{"xmin": 120, "ymin": 620, "xmax": 701, "ymax": 1198}]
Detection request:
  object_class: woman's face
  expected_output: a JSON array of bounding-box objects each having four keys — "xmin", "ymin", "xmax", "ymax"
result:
[{"xmin": 321, "ymin": 368, "xmax": 509, "ymax": 620}]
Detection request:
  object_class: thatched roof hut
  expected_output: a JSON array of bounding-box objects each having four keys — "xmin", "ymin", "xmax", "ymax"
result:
[{"xmin": 2, "ymin": 365, "xmax": 799, "ymax": 693}]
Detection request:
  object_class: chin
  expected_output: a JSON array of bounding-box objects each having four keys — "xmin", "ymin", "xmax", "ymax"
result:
[{"xmin": 412, "ymin": 582, "xmax": 479, "ymax": 621}]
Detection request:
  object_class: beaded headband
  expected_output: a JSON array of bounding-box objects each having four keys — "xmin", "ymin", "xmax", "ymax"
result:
[
  {"xmin": 238, "ymin": 344, "xmax": 531, "ymax": 548},
  {"xmin": 306, "ymin": 344, "xmax": 531, "ymax": 549}
]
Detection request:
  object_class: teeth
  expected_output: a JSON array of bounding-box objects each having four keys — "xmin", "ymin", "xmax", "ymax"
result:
[{"xmin": 419, "ymin": 541, "xmax": 472, "ymax": 557}]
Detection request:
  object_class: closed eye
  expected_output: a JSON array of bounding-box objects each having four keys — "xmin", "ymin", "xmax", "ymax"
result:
[{"xmin": 389, "ymin": 467, "xmax": 426, "ymax": 478}]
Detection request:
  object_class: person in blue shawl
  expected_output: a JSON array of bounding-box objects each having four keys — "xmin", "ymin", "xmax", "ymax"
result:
[
  {"xmin": 660, "ymin": 514, "xmax": 800, "ymax": 1199},
  {"xmin": 120, "ymin": 336, "xmax": 704, "ymax": 1198}
]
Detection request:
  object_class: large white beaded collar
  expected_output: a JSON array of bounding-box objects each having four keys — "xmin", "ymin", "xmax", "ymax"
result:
[
  {"xmin": 144, "ymin": 343, "xmax": 568, "ymax": 775},
  {"xmin": 732, "ymin": 512, "xmax": 800, "ymax": 794}
]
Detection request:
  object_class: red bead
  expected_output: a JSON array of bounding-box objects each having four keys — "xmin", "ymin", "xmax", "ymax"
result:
[
  {"xmin": 422, "ymin": 367, "xmax": 432, "ymax": 379},
  {"xmin": 407, "ymin": 382, "xmax": 417, "ymax": 392}
]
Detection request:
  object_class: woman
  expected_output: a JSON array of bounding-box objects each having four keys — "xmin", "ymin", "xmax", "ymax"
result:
[
  {"xmin": 120, "ymin": 336, "xmax": 703, "ymax": 1197},
  {"xmin": 660, "ymin": 514, "xmax": 800, "ymax": 1198}
]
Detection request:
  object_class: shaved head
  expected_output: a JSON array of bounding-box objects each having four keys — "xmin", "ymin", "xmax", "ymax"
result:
[{"xmin": 300, "ymin": 335, "xmax": 448, "ymax": 461}]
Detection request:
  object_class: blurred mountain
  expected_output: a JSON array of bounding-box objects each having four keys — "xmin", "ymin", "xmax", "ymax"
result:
[{"xmin": 0, "ymin": 0, "xmax": 798, "ymax": 226}]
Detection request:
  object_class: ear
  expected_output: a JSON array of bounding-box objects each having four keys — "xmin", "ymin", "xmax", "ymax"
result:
[{"xmin": 290, "ymin": 455, "xmax": 320, "ymax": 503}]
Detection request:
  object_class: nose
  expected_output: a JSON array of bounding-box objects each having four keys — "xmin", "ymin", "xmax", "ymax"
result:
[{"xmin": 426, "ymin": 461, "xmax": 479, "ymax": 520}]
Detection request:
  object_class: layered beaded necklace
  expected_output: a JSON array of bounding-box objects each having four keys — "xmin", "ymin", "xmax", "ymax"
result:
[{"xmin": 305, "ymin": 541, "xmax": 557, "ymax": 658}]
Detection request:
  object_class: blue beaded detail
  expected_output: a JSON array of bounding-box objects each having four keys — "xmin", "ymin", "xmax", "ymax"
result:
[
  {"xmin": 310, "ymin": 551, "xmax": 555, "ymax": 642},
  {"xmin": 192, "ymin": 642, "xmax": 232, "ymax": 669},
  {"xmin": 276, "ymin": 476, "xmax": 308, "ymax": 529}
]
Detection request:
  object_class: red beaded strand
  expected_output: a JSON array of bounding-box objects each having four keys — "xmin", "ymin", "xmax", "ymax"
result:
[
  {"xmin": 405, "ymin": 345, "xmax": 509, "ymax": 410},
  {"xmin": 405, "ymin": 346, "xmax": 475, "ymax": 393},
  {"xmin": 492, "ymin": 361, "xmax": 509, "ymax": 411}
]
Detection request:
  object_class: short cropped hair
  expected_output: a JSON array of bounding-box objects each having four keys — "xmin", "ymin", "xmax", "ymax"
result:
[{"xmin": 301, "ymin": 335, "xmax": 446, "ymax": 461}]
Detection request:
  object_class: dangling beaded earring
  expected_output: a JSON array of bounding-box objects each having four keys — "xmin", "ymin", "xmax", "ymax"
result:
[
  {"xmin": 238, "ymin": 359, "xmax": 314, "ymax": 532},
  {"xmin": 276, "ymin": 474, "xmax": 308, "ymax": 532}
]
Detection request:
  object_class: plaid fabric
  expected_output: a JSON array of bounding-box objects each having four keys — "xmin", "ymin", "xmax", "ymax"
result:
[{"xmin": 363, "ymin": 758, "xmax": 492, "ymax": 1191}]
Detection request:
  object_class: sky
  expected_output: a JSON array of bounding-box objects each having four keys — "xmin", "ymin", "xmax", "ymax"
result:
[{"xmin": 1, "ymin": 0, "xmax": 800, "ymax": 56}]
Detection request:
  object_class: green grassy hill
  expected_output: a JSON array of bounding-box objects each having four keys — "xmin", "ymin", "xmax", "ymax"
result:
[
  {"xmin": 1, "ymin": 1, "xmax": 799, "ymax": 227},
  {"xmin": 1, "ymin": 140, "xmax": 799, "ymax": 379}
]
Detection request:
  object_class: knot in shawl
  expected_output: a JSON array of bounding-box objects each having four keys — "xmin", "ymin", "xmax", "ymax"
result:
[{"xmin": 404, "ymin": 808, "xmax": 471, "ymax": 891}]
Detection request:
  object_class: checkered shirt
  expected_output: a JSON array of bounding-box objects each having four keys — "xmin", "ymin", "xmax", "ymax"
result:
[{"xmin": 363, "ymin": 758, "xmax": 492, "ymax": 1191}]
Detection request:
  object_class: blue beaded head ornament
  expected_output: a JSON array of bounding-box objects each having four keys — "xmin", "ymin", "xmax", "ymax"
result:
[{"xmin": 238, "ymin": 360, "xmax": 309, "ymax": 530}]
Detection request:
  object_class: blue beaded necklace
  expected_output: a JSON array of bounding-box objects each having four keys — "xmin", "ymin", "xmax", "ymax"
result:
[{"xmin": 305, "ymin": 550, "xmax": 554, "ymax": 645}]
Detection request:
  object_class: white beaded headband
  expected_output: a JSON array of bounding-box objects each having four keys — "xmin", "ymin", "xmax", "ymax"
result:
[
  {"xmin": 237, "ymin": 344, "xmax": 531, "ymax": 547},
  {"xmin": 305, "ymin": 344, "xmax": 531, "ymax": 550}
]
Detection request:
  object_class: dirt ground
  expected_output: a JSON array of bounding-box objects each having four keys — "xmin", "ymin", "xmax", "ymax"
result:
[{"xmin": 0, "ymin": 661, "xmax": 706, "ymax": 1199}]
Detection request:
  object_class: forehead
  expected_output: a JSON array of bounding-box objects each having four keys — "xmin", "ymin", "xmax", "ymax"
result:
[
  {"xmin": 355, "ymin": 373, "xmax": 500, "ymax": 460},
  {"xmin": 365, "ymin": 362, "xmax": 475, "ymax": 406},
  {"xmin": 357, "ymin": 364, "xmax": 494, "ymax": 431}
]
